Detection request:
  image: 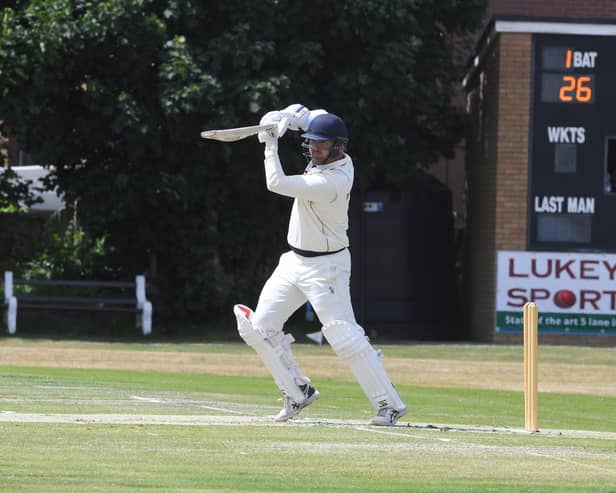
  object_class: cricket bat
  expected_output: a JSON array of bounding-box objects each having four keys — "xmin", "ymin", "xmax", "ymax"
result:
[{"xmin": 200, "ymin": 123, "xmax": 278, "ymax": 142}]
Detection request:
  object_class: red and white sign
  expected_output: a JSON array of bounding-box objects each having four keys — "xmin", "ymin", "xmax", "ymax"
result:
[{"xmin": 496, "ymin": 251, "xmax": 616, "ymax": 334}]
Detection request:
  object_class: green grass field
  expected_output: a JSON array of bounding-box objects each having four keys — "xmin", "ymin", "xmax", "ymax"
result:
[{"xmin": 0, "ymin": 338, "xmax": 615, "ymax": 492}]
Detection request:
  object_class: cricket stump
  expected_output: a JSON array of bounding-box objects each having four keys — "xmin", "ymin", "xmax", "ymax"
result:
[{"xmin": 523, "ymin": 302, "xmax": 539, "ymax": 432}]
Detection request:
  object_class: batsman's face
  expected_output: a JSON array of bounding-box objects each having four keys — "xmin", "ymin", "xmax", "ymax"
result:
[{"xmin": 307, "ymin": 139, "xmax": 334, "ymax": 165}]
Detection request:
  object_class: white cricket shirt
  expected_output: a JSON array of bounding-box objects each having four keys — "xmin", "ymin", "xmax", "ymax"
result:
[{"xmin": 264, "ymin": 149, "xmax": 354, "ymax": 252}]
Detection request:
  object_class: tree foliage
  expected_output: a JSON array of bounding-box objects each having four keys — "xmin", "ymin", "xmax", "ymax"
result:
[
  {"xmin": 0, "ymin": 167, "xmax": 40, "ymax": 211},
  {"xmin": 0, "ymin": 0, "xmax": 486, "ymax": 323}
]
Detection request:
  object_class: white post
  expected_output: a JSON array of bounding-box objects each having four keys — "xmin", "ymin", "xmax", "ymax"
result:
[
  {"xmin": 135, "ymin": 275, "xmax": 146, "ymax": 309},
  {"xmin": 7, "ymin": 297, "xmax": 17, "ymax": 335},
  {"xmin": 135, "ymin": 275, "xmax": 151, "ymax": 335},
  {"xmin": 4, "ymin": 271, "xmax": 13, "ymax": 302},
  {"xmin": 142, "ymin": 301, "xmax": 152, "ymax": 336},
  {"xmin": 4, "ymin": 272, "xmax": 17, "ymax": 334}
]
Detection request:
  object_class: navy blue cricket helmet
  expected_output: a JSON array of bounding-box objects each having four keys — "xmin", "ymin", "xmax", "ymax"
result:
[{"xmin": 301, "ymin": 113, "xmax": 348, "ymax": 142}]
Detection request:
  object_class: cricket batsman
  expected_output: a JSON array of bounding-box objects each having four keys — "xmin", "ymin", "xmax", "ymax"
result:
[{"xmin": 234, "ymin": 104, "xmax": 407, "ymax": 426}]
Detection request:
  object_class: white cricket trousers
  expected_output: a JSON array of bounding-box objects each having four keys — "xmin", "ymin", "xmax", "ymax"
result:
[{"xmin": 252, "ymin": 249, "xmax": 356, "ymax": 336}]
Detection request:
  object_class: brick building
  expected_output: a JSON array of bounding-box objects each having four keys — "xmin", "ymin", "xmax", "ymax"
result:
[
  {"xmin": 462, "ymin": 1, "xmax": 616, "ymax": 342},
  {"xmin": 486, "ymin": 0, "xmax": 616, "ymax": 19}
]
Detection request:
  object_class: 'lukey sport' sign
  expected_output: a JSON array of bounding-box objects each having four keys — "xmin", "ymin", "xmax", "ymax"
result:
[{"xmin": 496, "ymin": 250, "xmax": 616, "ymax": 335}]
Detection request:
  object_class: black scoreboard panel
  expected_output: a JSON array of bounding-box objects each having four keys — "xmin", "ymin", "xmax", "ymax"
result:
[{"xmin": 529, "ymin": 34, "xmax": 616, "ymax": 251}]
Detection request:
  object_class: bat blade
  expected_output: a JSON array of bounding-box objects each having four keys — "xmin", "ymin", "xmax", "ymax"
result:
[{"xmin": 200, "ymin": 123, "xmax": 277, "ymax": 142}]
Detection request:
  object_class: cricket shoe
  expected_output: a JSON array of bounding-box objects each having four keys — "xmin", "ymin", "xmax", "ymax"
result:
[
  {"xmin": 275, "ymin": 384, "xmax": 320, "ymax": 422},
  {"xmin": 371, "ymin": 406, "xmax": 408, "ymax": 426}
]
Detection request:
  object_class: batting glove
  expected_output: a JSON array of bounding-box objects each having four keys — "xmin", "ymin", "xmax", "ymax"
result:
[
  {"xmin": 260, "ymin": 110, "xmax": 282, "ymax": 126},
  {"xmin": 259, "ymin": 110, "xmax": 289, "ymax": 141},
  {"xmin": 280, "ymin": 104, "xmax": 310, "ymax": 131},
  {"xmin": 280, "ymin": 105, "xmax": 329, "ymax": 131}
]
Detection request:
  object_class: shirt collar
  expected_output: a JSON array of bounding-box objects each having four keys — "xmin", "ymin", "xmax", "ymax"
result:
[{"xmin": 310, "ymin": 154, "xmax": 348, "ymax": 170}]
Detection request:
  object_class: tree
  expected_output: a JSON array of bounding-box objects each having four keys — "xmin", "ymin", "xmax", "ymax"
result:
[
  {"xmin": 0, "ymin": 167, "xmax": 39, "ymax": 211},
  {"xmin": 0, "ymin": 0, "xmax": 486, "ymax": 324}
]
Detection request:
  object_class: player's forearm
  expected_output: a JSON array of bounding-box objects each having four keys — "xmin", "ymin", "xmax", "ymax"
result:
[{"xmin": 264, "ymin": 149, "xmax": 336, "ymax": 201}]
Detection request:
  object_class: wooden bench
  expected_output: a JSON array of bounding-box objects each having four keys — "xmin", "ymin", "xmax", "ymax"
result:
[{"xmin": 2, "ymin": 271, "xmax": 152, "ymax": 335}]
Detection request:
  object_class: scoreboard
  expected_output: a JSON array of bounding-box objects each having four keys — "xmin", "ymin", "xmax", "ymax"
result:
[
  {"xmin": 539, "ymin": 47, "xmax": 596, "ymax": 103},
  {"xmin": 529, "ymin": 34, "xmax": 616, "ymax": 251}
]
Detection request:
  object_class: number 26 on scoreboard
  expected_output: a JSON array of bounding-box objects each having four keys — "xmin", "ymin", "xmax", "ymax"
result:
[{"xmin": 559, "ymin": 75, "xmax": 593, "ymax": 103}]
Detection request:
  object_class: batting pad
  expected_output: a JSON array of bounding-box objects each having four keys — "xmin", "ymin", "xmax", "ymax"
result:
[
  {"xmin": 322, "ymin": 320, "xmax": 407, "ymax": 413},
  {"xmin": 233, "ymin": 304, "xmax": 306, "ymax": 403}
]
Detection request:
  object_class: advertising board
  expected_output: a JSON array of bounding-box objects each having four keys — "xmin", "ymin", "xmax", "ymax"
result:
[{"xmin": 496, "ymin": 250, "xmax": 616, "ymax": 334}]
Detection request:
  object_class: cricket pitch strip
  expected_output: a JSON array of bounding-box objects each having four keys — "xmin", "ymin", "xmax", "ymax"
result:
[{"xmin": 1, "ymin": 409, "xmax": 615, "ymax": 442}]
